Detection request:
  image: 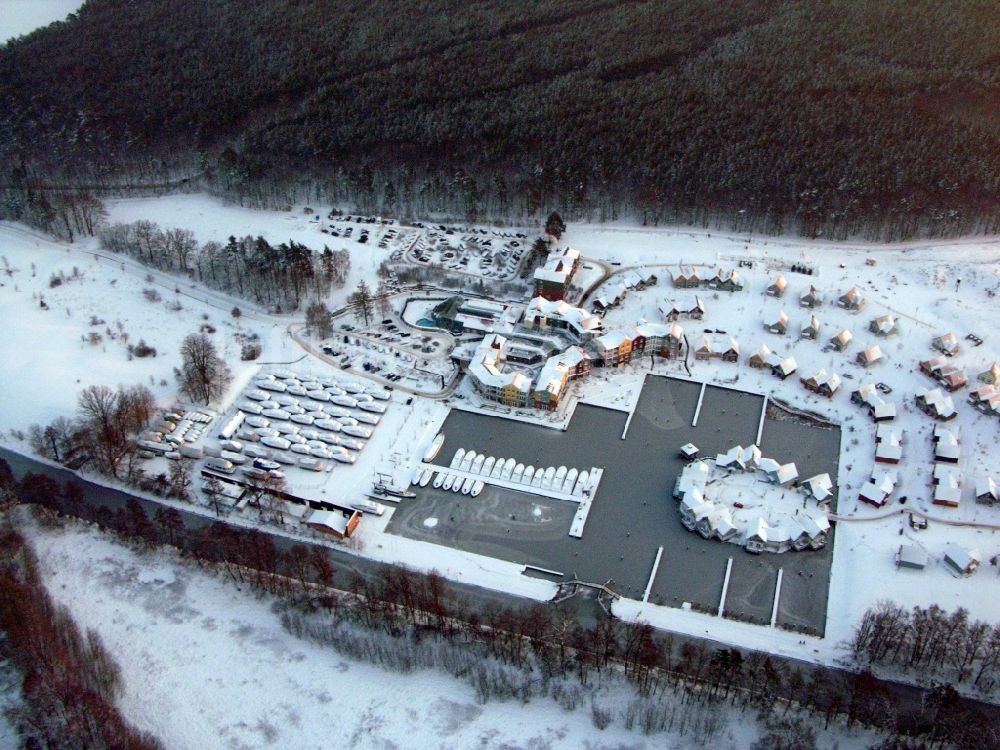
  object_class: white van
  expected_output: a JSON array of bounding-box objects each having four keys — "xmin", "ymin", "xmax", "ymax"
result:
[{"xmin": 204, "ymin": 457, "xmax": 235, "ymax": 474}]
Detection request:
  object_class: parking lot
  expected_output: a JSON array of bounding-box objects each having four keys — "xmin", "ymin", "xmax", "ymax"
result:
[
  {"xmin": 318, "ymin": 318, "xmax": 454, "ymax": 388},
  {"xmin": 196, "ymin": 368, "xmax": 394, "ymax": 499},
  {"xmin": 391, "ymin": 222, "xmax": 530, "ymax": 280},
  {"xmin": 387, "ymin": 375, "xmax": 841, "ymax": 635}
]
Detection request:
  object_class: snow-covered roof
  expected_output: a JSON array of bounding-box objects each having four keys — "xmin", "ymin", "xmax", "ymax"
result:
[
  {"xmin": 775, "ymin": 462, "xmax": 798, "ymax": 485},
  {"xmin": 775, "ymin": 356, "xmax": 797, "ymax": 376},
  {"xmin": 758, "ymin": 457, "xmax": 780, "ymax": 475},
  {"xmin": 468, "ymin": 334, "xmax": 532, "ymax": 392},
  {"xmin": 594, "ymin": 328, "xmax": 632, "ymax": 350},
  {"xmin": 976, "ymin": 475, "xmax": 998, "ymax": 501},
  {"xmin": 716, "ymin": 444, "xmax": 746, "ymax": 470},
  {"xmin": 634, "ymin": 321, "xmax": 682, "ymax": 341},
  {"xmin": 938, "ymin": 367, "xmax": 967, "ymax": 390},
  {"xmin": 898, "ymin": 545, "xmax": 928, "ymax": 568},
  {"xmin": 747, "ymin": 518, "xmax": 768, "ymax": 542},
  {"xmin": 306, "ymin": 509, "xmax": 353, "ymax": 535},
  {"xmin": 533, "ymin": 247, "xmax": 580, "ymax": 284},
  {"xmin": 875, "ymin": 423, "xmax": 901, "ymax": 443},
  {"xmin": 802, "ymin": 473, "xmax": 833, "ymax": 501},
  {"xmin": 870, "ymin": 314, "xmax": 897, "ymax": 335},
  {"xmin": 839, "ymin": 287, "xmax": 864, "ymax": 306},
  {"xmin": 933, "ymin": 429, "xmax": 960, "ymax": 461},
  {"xmin": 799, "ymin": 513, "xmax": 830, "ymax": 538},
  {"xmin": 802, "ymin": 368, "xmax": 841, "ymax": 393},
  {"xmin": 875, "ymin": 431, "xmax": 902, "ymax": 462},
  {"xmin": 980, "ymin": 362, "xmax": 1000, "ymax": 383},
  {"xmin": 800, "ymin": 285, "xmax": 822, "ymax": 304},
  {"xmin": 801, "ymin": 315, "xmax": 820, "ymax": 335},
  {"xmin": 932, "ymin": 332, "xmax": 959, "ymax": 354},
  {"xmin": 524, "ymin": 297, "xmax": 602, "ymax": 336},
  {"xmin": 944, "ymin": 545, "xmax": 979, "ymax": 573},
  {"xmin": 858, "ymin": 345, "xmax": 882, "ymax": 365},
  {"xmin": 916, "ymin": 387, "xmax": 957, "ymax": 418},
  {"xmin": 740, "ymin": 444, "xmax": 762, "ymax": 467},
  {"xmin": 831, "ymin": 328, "xmax": 853, "ymax": 346}
]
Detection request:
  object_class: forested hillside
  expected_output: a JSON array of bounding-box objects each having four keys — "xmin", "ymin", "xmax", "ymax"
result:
[{"xmin": 2, "ymin": 0, "xmax": 1000, "ymax": 238}]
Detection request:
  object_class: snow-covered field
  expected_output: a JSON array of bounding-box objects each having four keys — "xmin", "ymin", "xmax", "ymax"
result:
[
  {"xmin": 0, "ymin": 222, "xmax": 286, "ymax": 426},
  {"xmin": 2, "ymin": 192, "xmax": 999, "ymax": 700},
  {"xmin": 1, "ymin": 0, "xmax": 83, "ymax": 42},
  {"xmin": 23, "ymin": 514, "xmax": 881, "ymax": 750}
]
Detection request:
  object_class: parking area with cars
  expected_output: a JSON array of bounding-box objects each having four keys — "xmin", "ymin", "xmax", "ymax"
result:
[
  {"xmin": 390, "ymin": 222, "xmax": 529, "ymax": 280},
  {"xmin": 318, "ymin": 319, "xmax": 454, "ymax": 391}
]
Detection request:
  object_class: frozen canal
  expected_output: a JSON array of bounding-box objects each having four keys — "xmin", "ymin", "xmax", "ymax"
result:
[{"xmin": 387, "ymin": 376, "xmax": 840, "ymax": 635}]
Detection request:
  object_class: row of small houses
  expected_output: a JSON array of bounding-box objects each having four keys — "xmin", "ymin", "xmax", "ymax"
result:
[
  {"xmin": 860, "ymin": 405, "xmax": 997, "ymax": 509},
  {"xmin": 896, "ymin": 543, "xmax": 981, "ymax": 577},
  {"xmin": 739, "ymin": 270, "xmax": 868, "ymax": 314},
  {"xmin": 672, "ymin": 266, "xmax": 743, "ymax": 292},
  {"xmin": 590, "ymin": 269, "xmax": 658, "ymax": 312}
]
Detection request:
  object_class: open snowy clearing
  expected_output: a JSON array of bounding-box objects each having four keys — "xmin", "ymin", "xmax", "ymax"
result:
[{"xmin": 21, "ymin": 515, "xmax": 889, "ymax": 750}]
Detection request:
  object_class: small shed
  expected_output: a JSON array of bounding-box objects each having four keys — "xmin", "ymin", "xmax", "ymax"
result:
[
  {"xmin": 932, "ymin": 332, "xmax": 960, "ymax": 357},
  {"xmin": 869, "ymin": 314, "xmax": 898, "ymax": 336},
  {"xmin": 978, "ymin": 362, "xmax": 1000, "ymax": 385},
  {"xmin": 830, "ymin": 328, "xmax": 853, "ymax": 351},
  {"xmin": 838, "ymin": 287, "xmax": 865, "ymax": 311},
  {"xmin": 919, "ymin": 356, "xmax": 948, "ymax": 377},
  {"xmin": 799, "ymin": 286, "xmax": 822, "ymax": 309},
  {"xmin": 975, "ymin": 475, "xmax": 998, "ymax": 505},
  {"xmin": 943, "ymin": 545, "xmax": 980, "ymax": 577},
  {"xmin": 857, "ymin": 345, "xmax": 883, "ymax": 368},
  {"xmin": 897, "ymin": 545, "xmax": 928, "ymax": 570},
  {"xmin": 772, "ymin": 356, "xmax": 798, "ymax": 379},
  {"xmin": 306, "ymin": 509, "xmax": 362, "ymax": 539},
  {"xmin": 933, "ymin": 428, "xmax": 960, "ymax": 463},
  {"xmin": 766, "ymin": 311, "xmax": 790, "ymax": 335},
  {"xmin": 767, "ymin": 275, "xmax": 788, "ymax": 297},
  {"xmin": 859, "ymin": 471, "xmax": 897, "ymax": 507},
  {"xmin": 679, "ymin": 443, "xmax": 700, "ymax": 461},
  {"xmin": 748, "ymin": 344, "xmax": 774, "ymax": 369},
  {"xmin": 800, "ymin": 315, "xmax": 821, "ymax": 340},
  {"xmin": 937, "ymin": 367, "xmax": 967, "ymax": 392}
]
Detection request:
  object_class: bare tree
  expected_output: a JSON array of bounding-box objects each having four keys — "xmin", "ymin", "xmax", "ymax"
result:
[
  {"xmin": 77, "ymin": 385, "xmax": 134, "ymax": 477},
  {"xmin": 154, "ymin": 506, "xmax": 185, "ymax": 546},
  {"xmin": 167, "ymin": 459, "xmax": 193, "ymax": 500},
  {"xmin": 375, "ymin": 280, "xmax": 393, "ymax": 316},
  {"xmin": 179, "ymin": 332, "xmax": 231, "ymax": 404},
  {"xmin": 349, "ymin": 280, "xmax": 374, "ymax": 327},
  {"xmin": 305, "ymin": 300, "xmax": 333, "ymax": 340}
]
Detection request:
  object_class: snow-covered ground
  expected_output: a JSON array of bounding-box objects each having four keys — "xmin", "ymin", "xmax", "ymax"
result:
[
  {"xmin": 2, "ymin": 192, "xmax": 999, "ymax": 688},
  {"xmin": 0, "ymin": 222, "xmax": 287, "ymax": 426},
  {"xmin": 0, "ymin": 0, "xmax": 82, "ymax": 42},
  {"xmin": 22, "ymin": 514, "xmax": 879, "ymax": 750}
]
